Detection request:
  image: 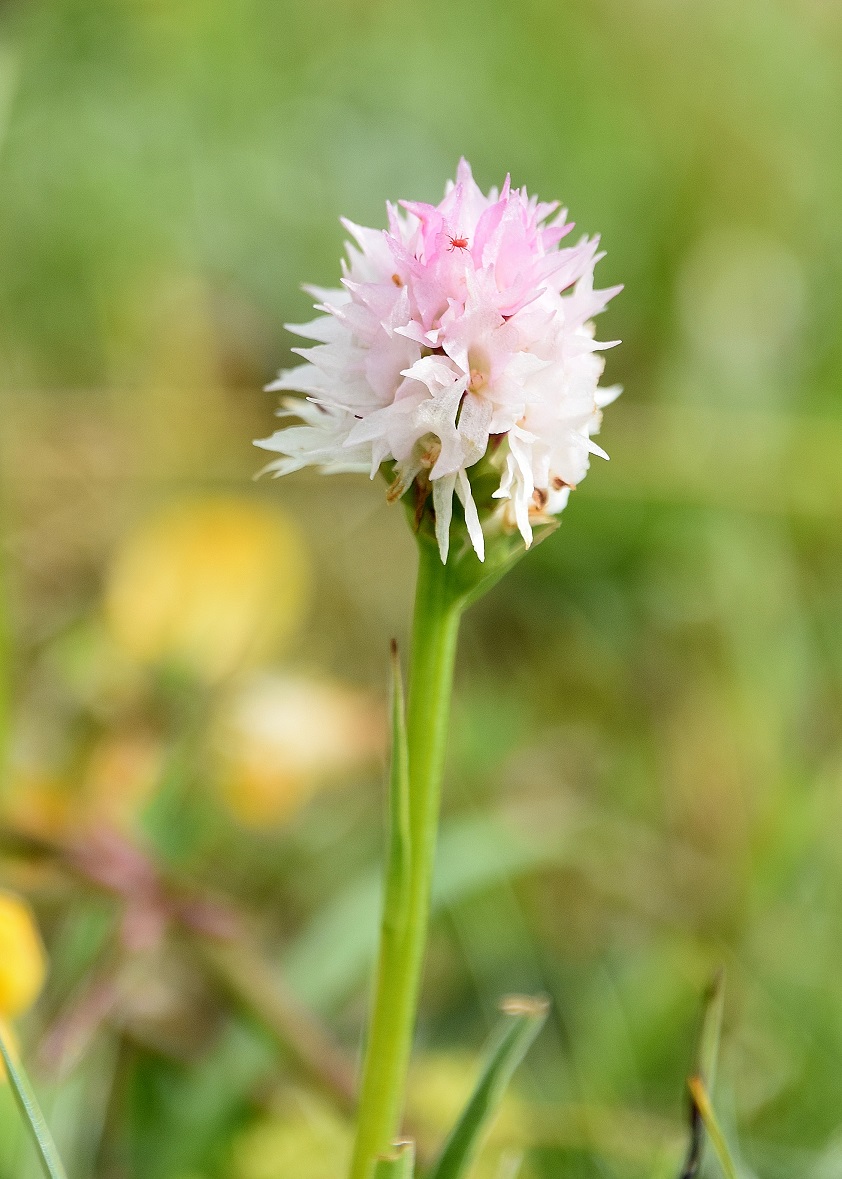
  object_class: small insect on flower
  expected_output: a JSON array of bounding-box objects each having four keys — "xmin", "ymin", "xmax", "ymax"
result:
[{"xmin": 447, "ymin": 233, "xmax": 469, "ymax": 253}]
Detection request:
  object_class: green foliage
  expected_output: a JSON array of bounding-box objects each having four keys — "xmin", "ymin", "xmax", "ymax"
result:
[
  {"xmin": 427, "ymin": 997, "xmax": 548, "ymax": 1179},
  {"xmin": 680, "ymin": 971, "xmax": 726, "ymax": 1179},
  {"xmin": 373, "ymin": 1141, "xmax": 415, "ymax": 1179},
  {"xmin": 383, "ymin": 641, "xmax": 411, "ymax": 939},
  {"xmin": 284, "ymin": 812, "xmax": 564, "ymax": 1014},
  {"xmin": 689, "ymin": 1078, "xmax": 739, "ymax": 1179},
  {"xmin": 0, "ymin": 1029, "xmax": 68, "ymax": 1179},
  {"xmin": 697, "ymin": 970, "xmax": 725, "ymax": 1100}
]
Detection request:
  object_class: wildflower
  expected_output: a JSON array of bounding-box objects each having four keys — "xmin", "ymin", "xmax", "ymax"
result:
[
  {"xmin": 105, "ymin": 497, "xmax": 309, "ymax": 683},
  {"xmin": 258, "ymin": 159, "xmax": 620, "ymax": 562},
  {"xmin": 0, "ymin": 891, "xmax": 46, "ymax": 1021},
  {"xmin": 213, "ymin": 672, "xmax": 383, "ymax": 826}
]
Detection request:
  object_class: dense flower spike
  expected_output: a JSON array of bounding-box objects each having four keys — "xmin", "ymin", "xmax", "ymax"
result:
[{"xmin": 258, "ymin": 160, "xmax": 621, "ymax": 562}]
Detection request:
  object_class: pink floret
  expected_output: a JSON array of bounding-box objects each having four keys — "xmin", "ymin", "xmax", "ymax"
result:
[{"xmin": 258, "ymin": 159, "xmax": 621, "ymax": 563}]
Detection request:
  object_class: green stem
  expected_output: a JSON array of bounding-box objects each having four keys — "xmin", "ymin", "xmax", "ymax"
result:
[{"xmin": 349, "ymin": 538, "xmax": 464, "ymax": 1179}]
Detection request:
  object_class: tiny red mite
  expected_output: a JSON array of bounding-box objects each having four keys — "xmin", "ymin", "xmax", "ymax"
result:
[{"xmin": 447, "ymin": 234, "xmax": 469, "ymax": 253}]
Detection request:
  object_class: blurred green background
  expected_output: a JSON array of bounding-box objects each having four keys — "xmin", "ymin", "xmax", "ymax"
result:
[{"xmin": 1, "ymin": 0, "xmax": 841, "ymax": 1176}]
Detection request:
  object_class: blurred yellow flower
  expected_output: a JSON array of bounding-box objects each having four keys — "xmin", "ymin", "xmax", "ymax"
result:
[
  {"xmin": 0, "ymin": 891, "xmax": 46, "ymax": 1020},
  {"xmin": 2, "ymin": 768, "xmax": 74, "ymax": 839},
  {"xmin": 213, "ymin": 672, "xmax": 384, "ymax": 827},
  {"xmin": 230, "ymin": 1090, "xmax": 350, "ymax": 1179},
  {"xmin": 3, "ymin": 733, "xmax": 162, "ymax": 839},
  {"xmin": 104, "ymin": 497, "xmax": 309, "ymax": 683}
]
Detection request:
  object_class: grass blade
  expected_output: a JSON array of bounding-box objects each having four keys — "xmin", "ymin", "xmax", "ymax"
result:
[
  {"xmin": 427, "ymin": 995, "xmax": 549, "ymax": 1179},
  {"xmin": 680, "ymin": 969, "xmax": 726, "ymax": 1179},
  {"xmin": 687, "ymin": 1076, "xmax": 739, "ymax": 1179},
  {"xmin": 0, "ymin": 1024, "xmax": 69, "ymax": 1179},
  {"xmin": 383, "ymin": 639, "xmax": 411, "ymax": 936},
  {"xmin": 697, "ymin": 968, "xmax": 725, "ymax": 1093},
  {"xmin": 345, "ymin": 642, "xmax": 414, "ymax": 1179},
  {"xmin": 373, "ymin": 1140, "xmax": 415, "ymax": 1178}
]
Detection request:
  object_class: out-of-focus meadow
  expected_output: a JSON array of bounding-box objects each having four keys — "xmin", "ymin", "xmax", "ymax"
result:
[{"xmin": 1, "ymin": 0, "xmax": 841, "ymax": 1176}]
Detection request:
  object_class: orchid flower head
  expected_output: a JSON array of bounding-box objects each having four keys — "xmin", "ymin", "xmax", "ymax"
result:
[{"xmin": 257, "ymin": 160, "xmax": 621, "ymax": 564}]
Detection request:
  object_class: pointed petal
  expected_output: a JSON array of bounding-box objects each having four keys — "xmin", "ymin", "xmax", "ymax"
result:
[
  {"xmin": 433, "ymin": 473, "xmax": 456, "ymax": 562},
  {"xmin": 456, "ymin": 471, "xmax": 484, "ymax": 562}
]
